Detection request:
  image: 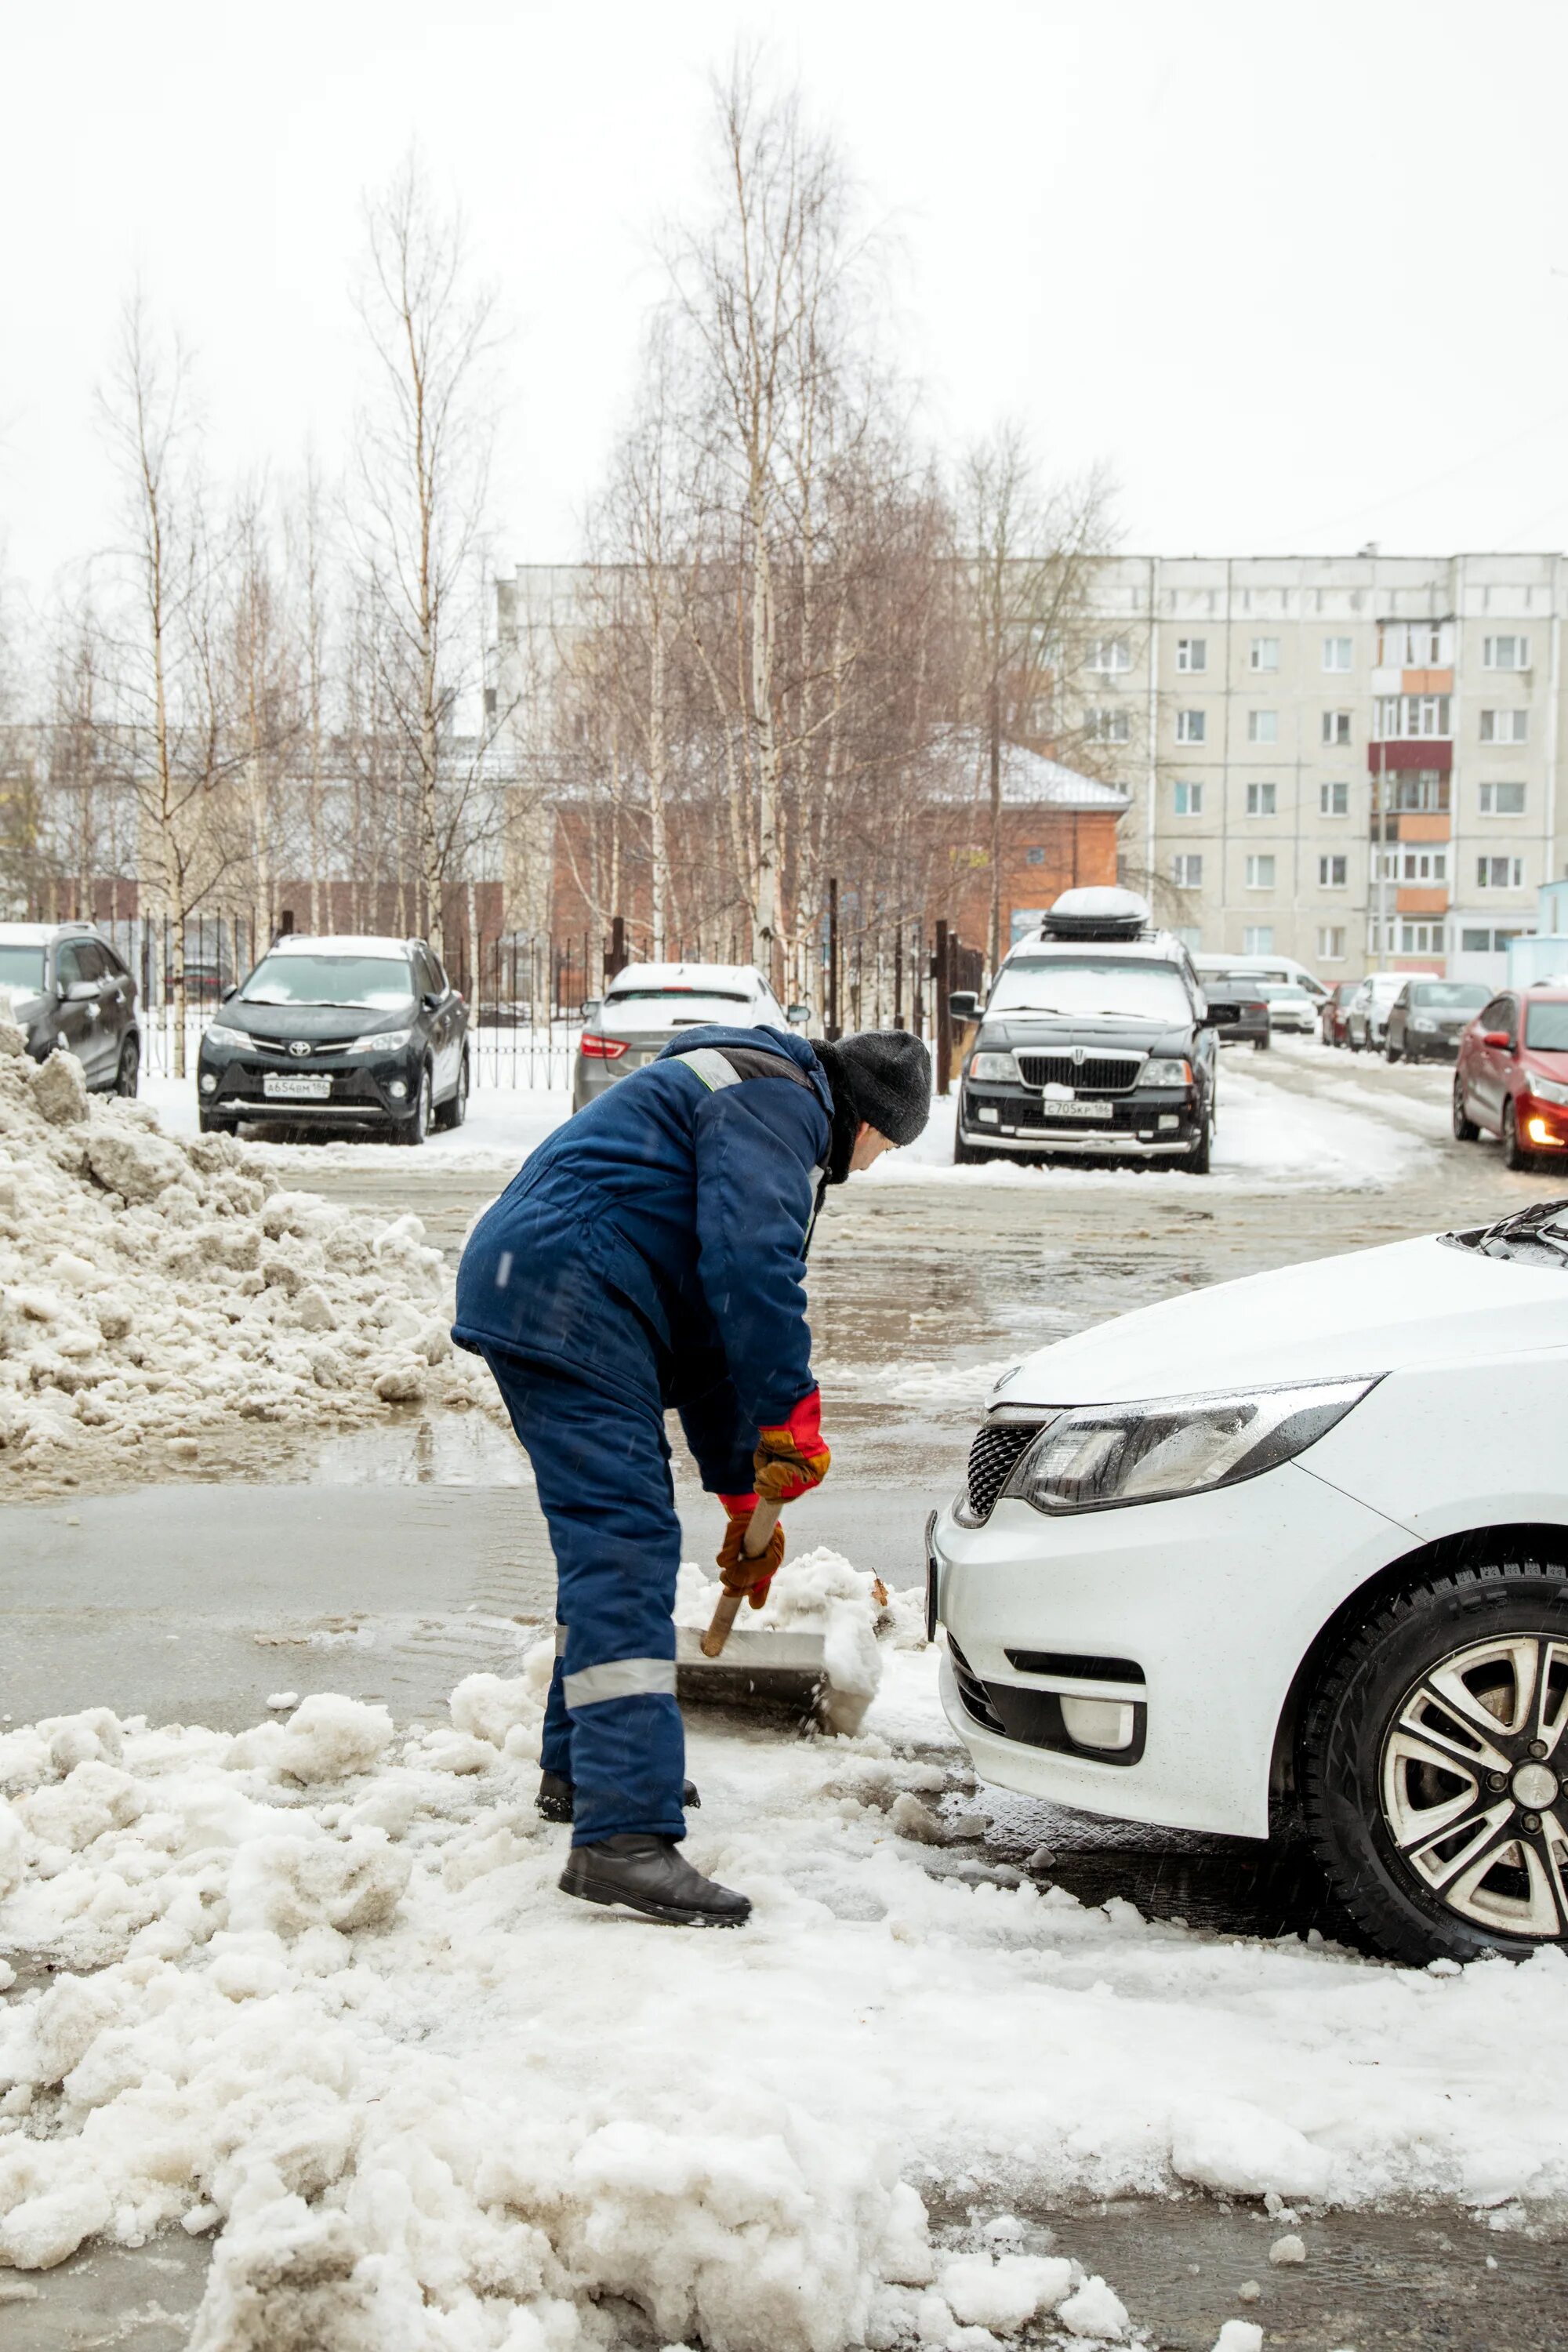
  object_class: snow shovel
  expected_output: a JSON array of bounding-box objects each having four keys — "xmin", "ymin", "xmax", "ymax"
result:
[{"xmin": 675, "ymin": 1500, "xmax": 828, "ymax": 1719}]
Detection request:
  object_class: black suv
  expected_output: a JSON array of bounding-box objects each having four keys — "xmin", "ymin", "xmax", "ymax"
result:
[
  {"xmin": 0, "ymin": 921, "xmax": 141, "ymax": 1093},
  {"xmin": 949, "ymin": 889, "xmax": 1236, "ymax": 1174},
  {"xmin": 197, "ymin": 934, "xmax": 469, "ymax": 1144}
]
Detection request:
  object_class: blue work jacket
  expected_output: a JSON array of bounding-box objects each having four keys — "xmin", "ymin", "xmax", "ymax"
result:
[{"xmin": 452, "ymin": 1026, "xmax": 834, "ymax": 1443}]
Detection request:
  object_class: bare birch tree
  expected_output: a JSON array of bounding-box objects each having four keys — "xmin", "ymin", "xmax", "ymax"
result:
[
  {"xmin": 958, "ymin": 423, "xmax": 1115, "ymax": 971},
  {"xmin": 350, "ymin": 154, "xmax": 498, "ymax": 958}
]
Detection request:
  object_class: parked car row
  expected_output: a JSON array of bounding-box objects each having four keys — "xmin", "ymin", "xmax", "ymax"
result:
[
  {"xmin": 0, "ymin": 921, "xmax": 142, "ymax": 1094},
  {"xmin": 1320, "ymin": 973, "xmax": 1490, "ymax": 1061}
]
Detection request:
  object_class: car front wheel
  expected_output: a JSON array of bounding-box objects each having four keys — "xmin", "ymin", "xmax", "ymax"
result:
[
  {"xmin": 1301, "ymin": 1558, "xmax": 1568, "ymax": 1963},
  {"xmin": 435, "ymin": 1049, "xmax": 469, "ymax": 1131},
  {"xmin": 1502, "ymin": 1097, "xmax": 1534, "ymax": 1171},
  {"xmin": 1385, "ymin": 1036, "xmax": 1402, "ymax": 1063},
  {"xmin": 1452, "ymin": 1079, "xmax": 1480, "ymax": 1142},
  {"xmin": 114, "ymin": 1036, "xmax": 140, "ymax": 1097},
  {"xmin": 396, "ymin": 1063, "xmax": 433, "ymax": 1146}
]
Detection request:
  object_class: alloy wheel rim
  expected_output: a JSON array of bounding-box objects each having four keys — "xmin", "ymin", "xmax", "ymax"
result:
[{"xmin": 1381, "ymin": 1633, "xmax": 1568, "ymax": 1939}]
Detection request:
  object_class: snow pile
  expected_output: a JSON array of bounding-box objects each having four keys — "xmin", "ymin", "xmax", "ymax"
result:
[
  {"xmin": 4, "ymin": 1642, "xmax": 1568, "ymax": 2342},
  {"xmin": 0, "ymin": 1033, "xmax": 492, "ymax": 1459}
]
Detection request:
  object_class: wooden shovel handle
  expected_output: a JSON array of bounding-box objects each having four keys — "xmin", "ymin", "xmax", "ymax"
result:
[{"xmin": 699, "ymin": 1501, "xmax": 783, "ymax": 1658}]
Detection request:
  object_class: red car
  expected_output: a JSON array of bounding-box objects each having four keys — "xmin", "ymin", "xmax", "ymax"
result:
[
  {"xmin": 1453, "ymin": 985, "xmax": 1568, "ymax": 1169},
  {"xmin": 1320, "ymin": 980, "xmax": 1359, "ymax": 1047}
]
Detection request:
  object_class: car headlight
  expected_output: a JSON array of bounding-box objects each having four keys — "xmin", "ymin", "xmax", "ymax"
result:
[
  {"xmin": 1002, "ymin": 1377, "xmax": 1377, "ymax": 1515},
  {"xmin": 346, "ymin": 1027, "xmax": 415, "ymax": 1054},
  {"xmin": 1138, "ymin": 1057, "xmax": 1192, "ymax": 1087},
  {"xmin": 1411, "ymin": 1015, "xmax": 1436, "ymax": 1032},
  {"xmin": 203, "ymin": 1022, "xmax": 252, "ymax": 1051},
  {"xmin": 1528, "ymin": 1073, "xmax": 1568, "ymax": 1107},
  {"xmin": 968, "ymin": 1050, "xmax": 1018, "ymax": 1081}
]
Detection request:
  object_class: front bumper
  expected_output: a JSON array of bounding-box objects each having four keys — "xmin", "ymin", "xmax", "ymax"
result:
[
  {"xmin": 960, "ymin": 1082, "xmax": 1201, "ymax": 1158},
  {"xmin": 198, "ymin": 1044, "xmax": 423, "ymax": 1126},
  {"xmin": 931, "ymin": 1465, "xmax": 1402, "ymax": 1836}
]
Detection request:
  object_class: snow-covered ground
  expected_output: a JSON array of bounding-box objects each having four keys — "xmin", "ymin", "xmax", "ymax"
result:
[
  {"xmin": 1, "ymin": 1579, "xmax": 1562, "ymax": 2347},
  {"xmin": 149, "ymin": 1043, "xmax": 1439, "ymax": 1195}
]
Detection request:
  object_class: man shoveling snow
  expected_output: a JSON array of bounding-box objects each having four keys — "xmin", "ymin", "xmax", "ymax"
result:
[{"xmin": 453, "ymin": 1022, "xmax": 931, "ymax": 1928}]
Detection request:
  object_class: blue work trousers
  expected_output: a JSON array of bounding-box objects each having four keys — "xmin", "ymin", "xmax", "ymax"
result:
[{"xmin": 481, "ymin": 1347, "xmax": 686, "ymax": 1847}]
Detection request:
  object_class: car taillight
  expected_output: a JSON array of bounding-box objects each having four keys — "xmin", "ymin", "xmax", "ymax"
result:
[{"xmin": 579, "ymin": 1033, "xmax": 628, "ymax": 1059}]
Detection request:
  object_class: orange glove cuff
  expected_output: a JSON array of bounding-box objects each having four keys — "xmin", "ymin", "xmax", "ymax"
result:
[{"xmin": 753, "ymin": 1390, "xmax": 830, "ymax": 1504}]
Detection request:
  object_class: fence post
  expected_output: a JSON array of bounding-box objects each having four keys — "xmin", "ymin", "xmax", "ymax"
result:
[
  {"xmin": 935, "ymin": 920, "xmax": 951, "ymax": 1097},
  {"xmin": 826, "ymin": 878, "xmax": 839, "ymax": 1040}
]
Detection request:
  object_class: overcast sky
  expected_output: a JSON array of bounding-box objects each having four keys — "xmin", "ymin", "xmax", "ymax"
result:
[{"xmin": 6, "ymin": 0, "xmax": 1568, "ymax": 602}]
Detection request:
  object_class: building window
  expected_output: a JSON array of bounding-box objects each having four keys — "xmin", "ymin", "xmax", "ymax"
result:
[
  {"xmin": 1318, "ymin": 925, "xmax": 1347, "ymax": 960},
  {"xmin": 1375, "ymin": 694, "xmax": 1451, "ymax": 739},
  {"xmin": 1172, "ymin": 853, "xmax": 1203, "ymax": 887},
  {"xmin": 1250, "ymin": 637, "xmax": 1279, "ymax": 672},
  {"xmin": 1382, "ymin": 770, "xmax": 1450, "ymax": 814},
  {"xmin": 1322, "ymin": 637, "xmax": 1352, "ymax": 671},
  {"xmin": 1377, "ymin": 619, "xmax": 1454, "ymax": 666},
  {"xmin": 1176, "ymin": 637, "xmax": 1207, "ymax": 673},
  {"xmin": 1176, "ymin": 709, "xmax": 1206, "ymax": 743},
  {"xmin": 1246, "ymin": 855, "xmax": 1276, "ymax": 890},
  {"xmin": 1024, "ymin": 846, "xmax": 1047, "ymax": 866},
  {"xmin": 1175, "ymin": 926, "xmax": 1202, "ymax": 952},
  {"xmin": 1319, "ymin": 780, "xmax": 1349, "ymax": 815},
  {"xmin": 1399, "ymin": 849, "xmax": 1446, "ymax": 883},
  {"xmin": 1479, "ymin": 708, "xmax": 1528, "ymax": 743},
  {"xmin": 1319, "ymin": 855, "xmax": 1348, "ymax": 887},
  {"xmin": 1174, "ymin": 780, "xmax": 1204, "ymax": 815},
  {"xmin": 1084, "ymin": 707, "xmax": 1131, "ymax": 742},
  {"xmin": 1399, "ymin": 922, "xmax": 1445, "ymax": 954},
  {"xmin": 1479, "ymin": 781, "xmax": 1526, "ymax": 815},
  {"xmin": 1247, "ymin": 710, "xmax": 1278, "ymax": 744},
  {"xmin": 1321, "ymin": 710, "xmax": 1352, "ymax": 747},
  {"xmin": 1085, "ymin": 636, "xmax": 1131, "ymax": 673},
  {"xmin": 1477, "ymin": 855, "xmax": 1525, "ymax": 889},
  {"xmin": 1483, "ymin": 634, "xmax": 1530, "ymax": 670},
  {"xmin": 1243, "ymin": 925, "xmax": 1275, "ymax": 954},
  {"xmin": 1461, "ymin": 927, "xmax": 1525, "ymax": 953},
  {"xmin": 1245, "ymin": 781, "xmax": 1276, "ymax": 816}
]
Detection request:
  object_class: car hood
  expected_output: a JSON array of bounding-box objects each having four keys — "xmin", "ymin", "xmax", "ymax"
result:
[
  {"xmin": 980, "ymin": 1015, "xmax": 1193, "ymax": 1054},
  {"xmin": 230, "ymin": 1004, "xmax": 413, "ymax": 1040},
  {"xmin": 993, "ymin": 1232, "xmax": 1568, "ymax": 1408}
]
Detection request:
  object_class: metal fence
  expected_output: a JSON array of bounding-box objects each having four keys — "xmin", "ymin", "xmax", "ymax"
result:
[{"xmin": 86, "ymin": 909, "xmax": 978, "ymax": 1093}]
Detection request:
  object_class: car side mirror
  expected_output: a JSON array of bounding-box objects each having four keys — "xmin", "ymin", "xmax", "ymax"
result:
[
  {"xmin": 221, "ymin": 984, "xmax": 238, "ymax": 1004},
  {"xmin": 786, "ymin": 1002, "xmax": 811, "ymax": 1026},
  {"xmin": 421, "ymin": 991, "xmax": 441, "ymax": 1013},
  {"xmin": 582, "ymin": 998, "xmax": 602, "ymax": 1023},
  {"xmin": 1482, "ymin": 1029, "xmax": 1512, "ymax": 1048},
  {"xmin": 65, "ymin": 978, "xmax": 98, "ymax": 1003},
  {"xmin": 948, "ymin": 991, "xmax": 980, "ymax": 1022}
]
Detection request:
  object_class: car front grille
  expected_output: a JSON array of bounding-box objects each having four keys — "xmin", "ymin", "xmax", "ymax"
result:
[
  {"xmin": 964, "ymin": 1420, "xmax": 1044, "ymax": 1520},
  {"xmin": 1015, "ymin": 1053, "xmax": 1142, "ymax": 1093}
]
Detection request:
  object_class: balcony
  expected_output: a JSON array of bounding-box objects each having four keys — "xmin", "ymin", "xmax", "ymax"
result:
[{"xmin": 1396, "ymin": 887, "xmax": 1450, "ymax": 916}]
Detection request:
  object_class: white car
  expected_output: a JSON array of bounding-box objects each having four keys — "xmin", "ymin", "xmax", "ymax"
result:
[
  {"xmin": 1254, "ymin": 982, "xmax": 1318, "ymax": 1035},
  {"xmin": 572, "ymin": 961, "xmax": 800, "ymax": 1112},
  {"xmin": 1345, "ymin": 971, "xmax": 1406, "ymax": 1051},
  {"xmin": 930, "ymin": 1196, "xmax": 1568, "ymax": 1965}
]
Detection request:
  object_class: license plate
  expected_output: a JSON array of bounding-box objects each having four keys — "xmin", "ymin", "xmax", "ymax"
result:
[
  {"xmin": 1037, "ymin": 1097, "xmax": 1112, "ymax": 1119},
  {"xmin": 263, "ymin": 1073, "xmax": 332, "ymax": 1101}
]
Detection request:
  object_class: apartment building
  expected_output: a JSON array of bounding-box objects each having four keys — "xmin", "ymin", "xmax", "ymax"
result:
[{"xmin": 1082, "ymin": 553, "xmax": 1566, "ymax": 984}]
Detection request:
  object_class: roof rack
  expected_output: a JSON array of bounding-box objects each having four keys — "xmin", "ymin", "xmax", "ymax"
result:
[{"xmin": 1038, "ymin": 887, "xmax": 1153, "ymax": 943}]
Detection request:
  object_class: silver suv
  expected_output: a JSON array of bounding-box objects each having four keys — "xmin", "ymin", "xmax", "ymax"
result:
[
  {"xmin": 0, "ymin": 922, "xmax": 141, "ymax": 1094},
  {"xmin": 573, "ymin": 962, "xmax": 799, "ymax": 1113}
]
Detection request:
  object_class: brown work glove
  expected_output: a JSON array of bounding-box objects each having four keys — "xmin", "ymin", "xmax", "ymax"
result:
[
  {"xmin": 753, "ymin": 1387, "xmax": 831, "ymax": 1504},
  {"xmin": 717, "ymin": 1494, "xmax": 786, "ymax": 1608}
]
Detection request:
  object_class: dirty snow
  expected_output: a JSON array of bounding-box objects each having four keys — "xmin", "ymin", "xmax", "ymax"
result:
[
  {"xmin": 0, "ymin": 1025, "xmax": 494, "ymax": 1461},
  {"xmin": 146, "ymin": 1072, "xmax": 570, "ymax": 1175},
  {"xmin": 2, "ymin": 1581, "xmax": 1568, "ymax": 2347}
]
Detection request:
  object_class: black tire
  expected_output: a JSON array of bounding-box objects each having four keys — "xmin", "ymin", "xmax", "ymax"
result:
[
  {"xmin": 1300, "ymin": 1558, "xmax": 1568, "ymax": 1963},
  {"xmin": 953, "ymin": 1127, "xmax": 993, "ymax": 1166},
  {"xmin": 1502, "ymin": 1097, "xmax": 1534, "ymax": 1171},
  {"xmin": 114, "ymin": 1036, "xmax": 140, "ymax": 1098},
  {"xmin": 1452, "ymin": 1080, "xmax": 1479, "ymax": 1142},
  {"xmin": 395, "ymin": 1063, "xmax": 433, "ymax": 1147},
  {"xmin": 434, "ymin": 1048, "xmax": 469, "ymax": 1131},
  {"xmin": 1253, "ymin": 1034, "xmax": 1271, "ymax": 1051},
  {"xmin": 1182, "ymin": 1107, "xmax": 1213, "ymax": 1174},
  {"xmin": 198, "ymin": 1108, "xmax": 238, "ymax": 1136},
  {"xmin": 1385, "ymin": 1037, "xmax": 1402, "ymax": 1064}
]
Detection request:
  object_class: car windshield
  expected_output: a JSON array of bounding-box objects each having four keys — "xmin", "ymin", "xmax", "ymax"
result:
[
  {"xmin": 0, "ymin": 946, "xmax": 45, "ymax": 993},
  {"xmin": 1410, "ymin": 983, "xmax": 1487, "ymax": 1010},
  {"xmin": 1526, "ymin": 1002, "xmax": 1568, "ymax": 1051},
  {"xmin": 241, "ymin": 954, "xmax": 414, "ymax": 1010},
  {"xmin": 989, "ymin": 958, "xmax": 1192, "ymax": 1022}
]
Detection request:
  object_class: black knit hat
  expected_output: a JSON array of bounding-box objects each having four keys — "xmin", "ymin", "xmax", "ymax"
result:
[{"xmin": 815, "ymin": 1030, "xmax": 932, "ymax": 1150}]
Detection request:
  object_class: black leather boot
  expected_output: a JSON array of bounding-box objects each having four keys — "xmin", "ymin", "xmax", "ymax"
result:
[
  {"xmin": 537, "ymin": 1772, "xmax": 699, "ymax": 1824},
  {"xmin": 559, "ymin": 1834, "xmax": 750, "ymax": 1926}
]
